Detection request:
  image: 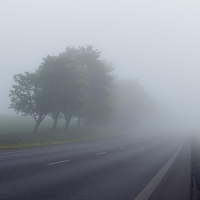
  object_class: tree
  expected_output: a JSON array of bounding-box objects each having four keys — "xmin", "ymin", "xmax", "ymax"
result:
[
  {"xmin": 36, "ymin": 55, "xmax": 67, "ymax": 131},
  {"xmin": 113, "ymin": 79, "xmax": 155, "ymax": 132},
  {"xmin": 61, "ymin": 65, "xmax": 88, "ymax": 132},
  {"xmin": 9, "ymin": 72, "xmax": 52, "ymax": 133},
  {"xmin": 39, "ymin": 46, "xmax": 115, "ymax": 130},
  {"xmin": 74, "ymin": 46, "xmax": 116, "ymax": 126},
  {"xmin": 37, "ymin": 50, "xmax": 89, "ymax": 132},
  {"xmin": 9, "ymin": 46, "xmax": 116, "ymax": 133}
]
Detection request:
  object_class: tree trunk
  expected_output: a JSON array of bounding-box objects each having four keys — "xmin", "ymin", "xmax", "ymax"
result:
[
  {"xmin": 76, "ymin": 116, "xmax": 81, "ymax": 128},
  {"xmin": 52, "ymin": 118, "xmax": 58, "ymax": 131},
  {"xmin": 33, "ymin": 117, "xmax": 42, "ymax": 134},
  {"xmin": 63, "ymin": 113, "xmax": 72, "ymax": 132},
  {"xmin": 51, "ymin": 113, "xmax": 60, "ymax": 131}
]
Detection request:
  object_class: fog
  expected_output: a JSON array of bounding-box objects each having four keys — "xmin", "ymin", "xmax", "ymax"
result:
[{"xmin": 1, "ymin": 0, "xmax": 200, "ymax": 131}]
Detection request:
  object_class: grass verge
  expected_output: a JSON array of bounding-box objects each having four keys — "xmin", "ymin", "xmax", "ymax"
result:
[{"xmin": 0, "ymin": 115, "xmax": 126, "ymax": 150}]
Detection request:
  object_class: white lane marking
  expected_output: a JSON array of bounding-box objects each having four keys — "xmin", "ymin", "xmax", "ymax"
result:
[
  {"xmin": 134, "ymin": 138, "xmax": 185, "ymax": 200},
  {"xmin": 97, "ymin": 152, "xmax": 107, "ymax": 155},
  {"xmin": 120, "ymin": 147, "xmax": 126, "ymax": 150},
  {"xmin": 47, "ymin": 160, "xmax": 70, "ymax": 166}
]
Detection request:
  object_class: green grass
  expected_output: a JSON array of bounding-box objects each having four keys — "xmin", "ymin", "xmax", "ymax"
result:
[{"xmin": 0, "ymin": 114, "xmax": 125, "ymax": 150}]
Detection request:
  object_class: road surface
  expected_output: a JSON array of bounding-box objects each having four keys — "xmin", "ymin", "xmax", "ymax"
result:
[{"xmin": 0, "ymin": 132, "xmax": 191, "ymax": 200}]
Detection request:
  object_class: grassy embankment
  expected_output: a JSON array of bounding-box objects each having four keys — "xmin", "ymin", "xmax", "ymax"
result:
[{"xmin": 0, "ymin": 114, "xmax": 124, "ymax": 150}]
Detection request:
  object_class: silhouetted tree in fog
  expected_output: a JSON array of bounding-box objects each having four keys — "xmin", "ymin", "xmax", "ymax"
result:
[
  {"xmin": 9, "ymin": 72, "xmax": 52, "ymax": 133},
  {"xmin": 9, "ymin": 46, "xmax": 154, "ymax": 134},
  {"xmin": 113, "ymin": 79, "xmax": 155, "ymax": 132}
]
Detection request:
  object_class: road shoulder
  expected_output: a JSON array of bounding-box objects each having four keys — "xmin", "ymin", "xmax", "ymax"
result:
[{"xmin": 148, "ymin": 137, "xmax": 191, "ymax": 200}]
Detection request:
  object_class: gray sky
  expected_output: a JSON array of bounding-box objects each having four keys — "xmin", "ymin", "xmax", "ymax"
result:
[{"xmin": 1, "ymin": 0, "xmax": 200, "ymax": 129}]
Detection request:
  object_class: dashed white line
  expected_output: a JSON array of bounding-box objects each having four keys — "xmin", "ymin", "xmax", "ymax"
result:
[
  {"xmin": 97, "ymin": 152, "xmax": 107, "ymax": 155},
  {"xmin": 47, "ymin": 160, "xmax": 70, "ymax": 165}
]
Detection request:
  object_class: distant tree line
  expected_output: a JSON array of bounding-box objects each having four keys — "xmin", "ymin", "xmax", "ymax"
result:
[
  {"xmin": 112, "ymin": 79, "xmax": 155, "ymax": 132},
  {"xmin": 9, "ymin": 46, "xmax": 154, "ymax": 133}
]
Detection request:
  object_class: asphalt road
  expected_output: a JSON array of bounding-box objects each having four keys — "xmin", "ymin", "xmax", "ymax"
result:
[{"xmin": 0, "ymin": 132, "xmax": 191, "ymax": 200}]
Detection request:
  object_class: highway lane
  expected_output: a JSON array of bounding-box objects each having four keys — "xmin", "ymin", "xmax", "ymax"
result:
[{"xmin": 0, "ymin": 133, "xmax": 190, "ymax": 200}]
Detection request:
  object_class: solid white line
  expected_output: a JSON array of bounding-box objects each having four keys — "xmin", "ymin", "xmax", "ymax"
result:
[
  {"xmin": 47, "ymin": 160, "xmax": 70, "ymax": 165},
  {"xmin": 134, "ymin": 138, "xmax": 185, "ymax": 200},
  {"xmin": 97, "ymin": 152, "xmax": 107, "ymax": 155}
]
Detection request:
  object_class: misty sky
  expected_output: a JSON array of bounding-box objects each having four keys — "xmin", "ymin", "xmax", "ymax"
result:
[{"xmin": 1, "ymin": 0, "xmax": 200, "ymax": 129}]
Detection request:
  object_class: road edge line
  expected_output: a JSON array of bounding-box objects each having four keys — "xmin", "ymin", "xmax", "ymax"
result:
[{"xmin": 134, "ymin": 138, "xmax": 185, "ymax": 200}]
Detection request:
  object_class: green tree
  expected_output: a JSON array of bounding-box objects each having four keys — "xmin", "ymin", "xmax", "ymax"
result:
[
  {"xmin": 75, "ymin": 46, "xmax": 115, "ymax": 126},
  {"xmin": 9, "ymin": 72, "xmax": 52, "ymax": 133},
  {"xmin": 9, "ymin": 46, "xmax": 116, "ymax": 134},
  {"xmin": 37, "ymin": 50, "xmax": 89, "ymax": 132},
  {"xmin": 37, "ymin": 55, "xmax": 67, "ymax": 131},
  {"xmin": 47, "ymin": 46, "xmax": 115, "ymax": 130}
]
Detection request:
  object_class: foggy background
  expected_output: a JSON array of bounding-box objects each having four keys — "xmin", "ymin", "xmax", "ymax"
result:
[{"xmin": 1, "ymin": 0, "xmax": 200, "ymax": 131}]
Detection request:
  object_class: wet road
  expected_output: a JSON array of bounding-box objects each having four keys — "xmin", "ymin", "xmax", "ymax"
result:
[{"xmin": 0, "ymin": 132, "xmax": 191, "ymax": 200}]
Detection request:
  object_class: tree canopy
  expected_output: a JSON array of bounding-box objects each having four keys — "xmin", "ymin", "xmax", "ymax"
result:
[
  {"xmin": 9, "ymin": 46, "xmax": 155, "ymax": 134},
  {"xmin": 9, "ymin": 72, "xmax": 52, "ymax": 133},
  {"xmin": 9, "ymin": 46, "xmax": 116, "ymax": 133}
]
